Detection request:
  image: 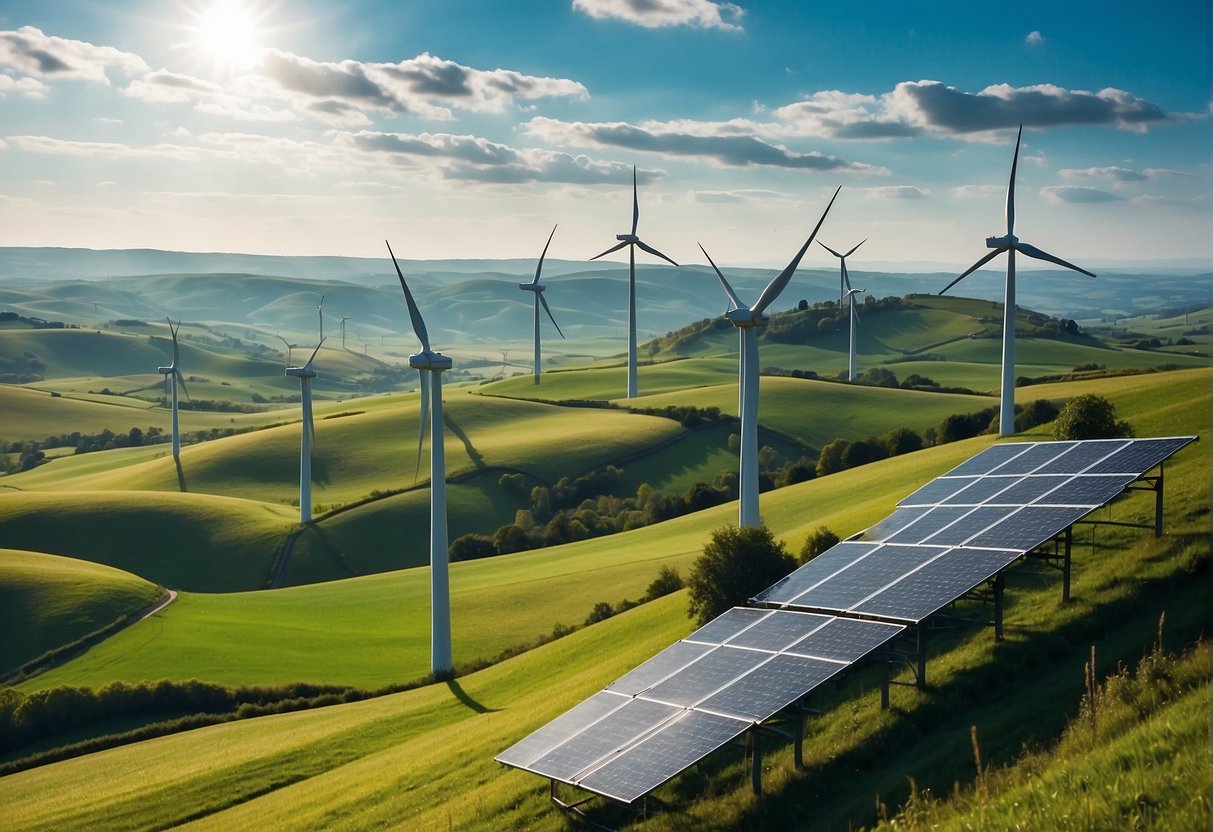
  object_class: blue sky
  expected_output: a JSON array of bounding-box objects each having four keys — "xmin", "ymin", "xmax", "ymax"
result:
[{"xmin": 0, "ymin": 0, "xmax": 1208, "ymax": 267}]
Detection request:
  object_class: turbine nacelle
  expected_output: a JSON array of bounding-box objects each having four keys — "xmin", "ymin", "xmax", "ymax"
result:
[
  {"xmin": 285, "ymin": 366, "xmax": 316, "ymax": 379},
  {"xmin": 519, "ymin": 282, "xmax": 545, "ymax": 293},
  {"xmin": 409, "ymin": 351, "xmax": 453, "ymax": 371},
  {"xmin": 986, "ymin": 234, "xmax": 1017, "ymax": 249},
  {"xmin": 615, "ymin": 233, "xmax": 639, "ymax": 243},
  {"xmin": 725, "ymin": 308, "xmax": 768, "ymax": 329},
  {"xmin": 157, "ymin": 365, "xmax": 173, "ymax": 374}
]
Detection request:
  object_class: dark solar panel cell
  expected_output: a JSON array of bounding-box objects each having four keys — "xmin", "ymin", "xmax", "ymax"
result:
[
  {"xmin": 528, "ymin": 698, "xmax": 679, "ymax": 781},
  {"xmin": 886, "ymin": 506, "xmax": 974, "ymax": 544},
  {"xmin": 642, "ymin": 646, "xmax": 770, "ymax": 708},
  {"xmin": 1084, "ymin": 437, "xmax": 1196, "ymax": 475},
  {"xmin": 899, "ymin": 476, "xmax": 977, "ymax": 506},
  {"xmin": 986, "ymin": 475, "xmax": 1069, "ymax": 505},
  {"xmin": 607, "ymin": 641, "xmax": 715, "ymax": 696},
  {"xmin": 853, "ymin": 548, "xmax": 1021, "ymax": 622},
  {"xmin": 788, "ymin": 545, "xmax": 944, "ymax": 613},
  {"xmin": 699, "ymin": 654, "xmax": 842, "ymax": 722},
  {"xmin": 864, "ymin": 507, "xmax": 931, "ymax": 541},
  {"xmin": 577, "ymin": 711, "xmax": 747, "ymax": 804},
  {"xmin": 496, "ymin": 691, "xmax": 628, "ymax": 769},
  {"xmin": 967, "ymin": 506, "xmax": 1091, "ymax": 551},
  {"xmin": 943, "ymin": 476, "xmax": 1019, "ymax": 505},
  {"xmin": 991, "ymin": 442, "xmax": 1075, "ymax": 474},
  {"xmin": 1034, "ymin": 474, "xmax": 1135, "ymax": 506},
  {"xmin": 685, "ymin": 607, "xmax": 769, "ymax": 645},
  {"xmin": 921, "ymin": 506, "xmax": 1015, "ymax": 545},
  {"xmin": 786, "ymin": 617, "xmax": 903, "ymax": 662},
  {"xmin": 725, "ymin": 610, "xmax": 831, "ymax": 652},
  {"xmin": 1035, "ymin": 440, "xmax": 1126, "ymax": 474},
  {"xmin": 753, "ymin": 543, "xmax": 876, "ymax": 605},
  {"xmin": 944, "ymin": 443, "xmax": 1029, "ymax": 476}
]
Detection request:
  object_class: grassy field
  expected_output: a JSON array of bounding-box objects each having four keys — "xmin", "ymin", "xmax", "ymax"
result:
[{"xmin": 0, "ymin": 550, "xmax": 162, "ymax": 675}]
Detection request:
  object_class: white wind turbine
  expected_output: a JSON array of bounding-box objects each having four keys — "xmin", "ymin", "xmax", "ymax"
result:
[
  {"xmin": 156, "ymin": 318, "xmax": 190, "ymax": 459},
  {"xmin": 519, "ymin": 225, "xmax": 564, "ymax": 384},
  {"xmin": 338, "ymin": 312, "xmax": 352, "ymax": 350},
  {"xmin": 843, "ymin": 287, "xmax": 866, "ymax": 381},
  {"xmin": 276, "ymin": 333, "xmax": 297, "ymax": 366},
  {"xmin": 700, "ymin": 186, "xmax": 840, "ymax": 527},
  {"xmin": 590, "ymin": 166, "xmax": 678, "ymax": 398},
  {"xmin": 317, "ymin": 294, "xmax": 325, "ymax": 342},
  {"xmin": 387, "ymin": 240, "xmax": 453, "ymax": 676},
  {"xmin": 285, "ymin": 340, "xmax": 323, "ymax": 524},
  {"xmin": 819, "ymin": 238, "xmax": 866, "ymax": 308},
  {"xmin": 940, "ymin": 125, "xmax": 1095, "ymax": 436}
]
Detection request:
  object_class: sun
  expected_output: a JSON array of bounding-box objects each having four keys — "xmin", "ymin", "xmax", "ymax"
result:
[{"xmin": 191, "ymin": 0, "xmax": 263, "ymax": 73}]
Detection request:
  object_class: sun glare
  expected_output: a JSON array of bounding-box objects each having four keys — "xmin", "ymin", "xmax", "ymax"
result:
[{"xmin": 192, "ymin": 0, "xmax": 262, "ymax": 73}]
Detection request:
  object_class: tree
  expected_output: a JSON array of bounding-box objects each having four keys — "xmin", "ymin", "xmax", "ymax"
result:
[
  {"xmin": 799, "ymin": 526, "xmax": 839, "ymax": 564},
  {"xmin": 1053, "ymin": 394, "xmax": 1134, "ymax": 440},
  {"xmin": 449, "ymin": 533, "xmax": 496, "ymax": 561},
  {"xmin": 644, "ymin": 565, "xmax": 684, "ymax": 601},
  {"xmin": 885, "ymin": 427, "xmax": 923, "ymax": 457},
  {"xmin": 492, "ymin": 524, "xmax": 530, "ymax": 555},
  {"xmin": 816, "ymin": 439, "xmax": 849, "ymax": 477},
  {"xmin": 687, "ymin": 525, "xmax": 795, "ymax": 625}
]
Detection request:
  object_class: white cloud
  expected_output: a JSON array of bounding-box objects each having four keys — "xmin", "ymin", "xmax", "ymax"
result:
[
  {"xmin": 0, "ymin": 26, "xmax": 148, "ymax": 84},
  {"xmin": 1025, "ymin": 31, "xmax": 1044, "ymax": 46},
  {"xmin": 1130, "ymin": 194, "xmax": 1205, "ymax": 208},
  {"xmin": 0, "ymin": 72, "xmax": 47, "ymax": 97},
  {"xmin": 573, "ymin": 0, "xmax": 744, "ymax": 32},
  {"xmin": 1040, "ymin": 185, "xmax": 1123, "ymax": 204},
  {"xmin": 863, "ymin": 185, "xmax": 931, "ymax": 200},
  {"xmin": 951, "ymin": 184, "xmax": 1003, "ymax": 198},
  {"xmin": 689, "ymin": 188, "xmax": 788, "ymax": 204},
  {"xmin": 1060, "ymin": 165, "xmax": 1147, "ymax": 182},
  {"xmin": 6, "ymin": 135, "xmax": 200, "ymax": 161}
]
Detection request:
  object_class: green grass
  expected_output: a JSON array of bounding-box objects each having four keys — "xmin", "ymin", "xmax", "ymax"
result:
[{"xmin": 0, "ymin": 550, "xmax": 161, "ymax": 675}]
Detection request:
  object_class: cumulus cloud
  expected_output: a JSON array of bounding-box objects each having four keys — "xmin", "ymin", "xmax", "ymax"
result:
[
  {"xmin": 573, "ymin": 0, "xmax": 744, "ymax": 31},
  {"xmin": 5, "ymin": 135, "xmax": 200, "ymax": 161},
  {"xmin": 0, "ymin": 72, "xmax": 47, "ymax": 98},
  {"xmin": 1059, "ymin": 165, "xmax": 1147, "ymax": 182},
  {"xmin": 863, "ymin": 185, "xmax": 931, "ymax": 200},
  {"xmin": 123, "ymin": 70, "xmax": 297, "ymax": 122},
  {"xmin": 1025, "ymin": 31, "xmax": 1044, "ymax": 46},
  {"xmin": 1040, "ymin": 185, "xmax": 1123, "ymax": 204},
  {"xmin": 0, "ymin": 26, "xmax": 147, "ymax": 83},
  {"xmin": 1130, "ymin": 194, "xmax": 1204, "ymax": 208},
  {"xmin": 951, "ymin": 184, "xmax": 1004, "ymax": 198},
  {"xmin": 690, "ymin": 188, "xmax": 787, "ymax": 203},
  {"xmin": 523, "ymin": 116, "xmax": 888, "ymax": 173}
]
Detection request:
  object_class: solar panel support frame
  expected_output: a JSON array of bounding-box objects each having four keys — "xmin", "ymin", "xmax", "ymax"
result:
[
  {"xmin": 1074, "ymin": 464, "xmax": 1166, "ymax": 539},
  {"xmin": 549, "ymin": 778, "xmax": 657, "ymax": 830}
]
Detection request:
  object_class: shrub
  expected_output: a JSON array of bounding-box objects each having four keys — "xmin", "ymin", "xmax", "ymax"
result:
[
  {"xmin": 584, "ymin": 602, "xmax": 614, "ymax": 626},
  {"xmin": 1052, "ymin": 394, "xmax": 1135, "ymax": 441},
  {"xmin": 799, "ymin": 526, "xmax": 840, "ymax": 563},
  {"xmin": 448, "ymin": 533, "xmax": 496, "ymax": 561},
  {"xmin": 644, "ymin": 565, "xmax": 684, "ymax": 601},
  {"xmin": 687, "ymin": 525, "xmax": 795, "ymax": 626},
  {"xmin": 885, "ymin": 427, "xmax": 924, "ymax": 456}
]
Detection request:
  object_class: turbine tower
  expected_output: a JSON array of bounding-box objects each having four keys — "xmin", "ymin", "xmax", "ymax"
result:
[
  {"xmin": 590, "ymin": 167, "xmax": 678, "ymax": 399},
  {"xmin": 701, "ymin": 186, "xmax": 840, "ymax": 527},
  {"xmin": 156, "ymin": 318, "xmax": 190, "ymax": 459},
  {"xmin": 843, "ymin": 287, "xmax": 866, "ymax": 381},
  {"xmin": 285, "ymin": 340, "xmax": 323, "ymax": 524},
  {"xmin": 940, "ymin": 125, "xmax": 1095, "ymax": 436},
  {"xmin": 519, "ymin": 225, "xmax": 564, "ymax": 384},
  {"xmin": 819, "ymin": 238, "xmax": 866, "ymax": 308},
  {"xmin": 387, "ymin": 240, "xmax": 453, "ymax": 676}
]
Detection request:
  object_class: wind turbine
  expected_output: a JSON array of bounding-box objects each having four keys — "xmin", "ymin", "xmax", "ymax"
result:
[
  {"xmin": 819, "ymin": 238, "xmax": 866, "ymax": 308},
  {"xmin": 700, "ymin": 186, "xmax": 840, "ymax": 527},
  {"xmin": 285, "ymin": 340, "xmax": 323, "ymax": 524},
  {"xmin": 519, "ymin": 224, "xmax": 564, "ymax": 384},
  {"xmin": 156, "ymin": 318, "xmax": 190, "ymax": 459},
  {"xmin": 590, "ymin": 166, "xmax": 678, "ymax": 398},
  {"xmin": 387, "ymin": 240, "xmax": 453, "ymax": 676},
  {"xmin": 843, "ymin": 287, "xmax": 866, "ymax": 381},
  {"xmin": 276, "ymin": 334, "xmax": 297, "ymax": 366},
  {"xmin": 338, "ymin": 312, "xmax": 352, "ymax": 350},
  {"xmin": 316, "ymin": 294, "xmax": 325, "ymax": 342},
  {"xmin": 940, "ymin": 125, "xmax": 1095, "ymax": 436}
]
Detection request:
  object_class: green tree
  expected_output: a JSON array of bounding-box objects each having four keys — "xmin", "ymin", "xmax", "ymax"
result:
[
  {"xmin": 816, "ymin": 439, "xmax": 849, "ymax": 477},
  {"xmin": 687, "ymin": 525, "xmax": 795, "ymax": 625},
  {"xmin": 1052, "ymin": 394, "xmax": 1134, "ymax": 440},
  {"xmin": 885, "ymin": 427, "xmax": 924, "ymax": 457},
  {"xmin": 644, "ymin": 565, "xmax": 684, "ymax": 601},
  {"xmin": 799, "ymin": 526, "xmax": 840, "ymax": 563}
]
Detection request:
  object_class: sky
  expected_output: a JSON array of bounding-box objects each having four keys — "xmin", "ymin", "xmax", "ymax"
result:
[{"xmin": 0, "ymin": 0, "xmax": 1208, "ymax": 269}]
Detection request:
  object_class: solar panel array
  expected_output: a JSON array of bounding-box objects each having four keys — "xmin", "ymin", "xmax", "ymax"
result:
[
  {"xmin": 754, "ymin": 437, "xmax": 1195, "ymax": 623},
  {"xmin": 499, "ymin": 436, "xmax": 1195, "ymax": 805},
  {"xmin": 496, "ymin": 608, "xmax": 902, "ymax": 804}
]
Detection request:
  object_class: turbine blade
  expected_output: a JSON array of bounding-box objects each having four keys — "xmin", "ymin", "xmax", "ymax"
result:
[
  {"xmin": 635, "ymin": 239, "xmax": 679, "ymax": 267},
  {"xmin": 169, "ymin": 318, "xmax": 180, "ymax": 367},
  {"xmin": 1007, "ymin": 125, "xmax": 1022, "ymax": 236},
  {"xmin": 590, "ymin": 240, "xmax": 629, "ymax": 260},
  {"xmin": 753, "ymin": 185, "xmax": 841, "ymax": 315},
  {"xmin": 1016, "ymin": 242, "xmax": 1096, "ymax": 277},
  {"xmin": 304, "ymin": 337, "xmax": 325, "ymax": 370},
  {"xmin": 386, "ymin": 240, "xmax": 432, "ymax": 353},
  {"xmin": 630, "ymin": 166, "xmax": 639, "ymax": 236},
  {"xmin": 841, "ymin": 260, "xmax": 852, "ymax": 292},
  {"xmin": 415, "ymin": 369, "xmax": 429, "ymax": 481},
  {"xmin": 817, "ymin": 241, "xmax": 843, "ymax": 258},
  {"xmin": 539, "ymin": 292, "xmax": 565, "ymax": 339},
  {"xmin": 939, "ymin": 247, "xmax": 1006, "ymax": 295},
  {"xmin": 175, "ymin": 370, "xmax": 192, "ymax": 403},
  {"xmin": 306, "ymin": 406, "xmax": 317, "ymax": 456},
  {"xmin": 533, "ymin": 224, "xmax": 557, "ymax": 284},
  {"xmin": 698, "ymin": 243, "xmax": 742, "ymax": 311},
  {"xmin": 844, "ymin": 238, "xmax": 867, "ymax": 258}
]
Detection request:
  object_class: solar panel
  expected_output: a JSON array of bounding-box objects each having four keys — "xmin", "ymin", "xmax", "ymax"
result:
[
  {"xmin": 753, "ymin": 542, "xmax": 876, "ymax": 605},
  {"xmin": 1083, "ymin": 437, "xmax": 1197, "ymax": 474},
  {"xmin": 785, "ymin": 617, "xmax": 905, "ymax": 662},
  {"xmin": 781, "ymin": 545, "xmax": 945, "ymax": 612},
  {"xmin": 900, "ymin": 476, "xmax": 978, "ymax": 506},
  {"xmin": 496, "ymin": 691, "xmax": 628, "ymax": 770},
  {"xmin": 989, "ymin": 442, "xmax": 1075, "ymax": 474},
  {"xmin": 1034, "ymin": 474, "xmax": 1136, "ymax": 505},
  {"xmin": 921, "ymin": 506, "xmax": 1016, "ymax": 545},
  {"xmin": 698, "ymin": 654, "xmax": 842, "ymax": 721},
  {"xmin": 852, "ymin": 548, "xmax": 1021, "ymax": 622},
  {"xmin": 965, "ymin": 505, "xmax": 1092, "ymax": 550},
  {"xmin": 864, "ymin": 507, "xmax": 932, "ymax": 541},
  {"xmin": 943, "ymin": 443, "xmax": 1029, "ymax": 476},
  {"xmin": 642, "ymin": 647, "xmax": 772, "ymax": 709},
  {"xmin": 1035, "ymin": 440, "xmax": 1127, "ymax": 474},
  {"xmin": 886, "ymin": 506, "xmax": 979, "ymax": 544},
  {"xmin": 723, "ymin": 610, "xmax": 831, "ymax": 652},
  {"xmin": 943, "ymin": 476, "xmax": 1020, "ymax": 505},
  {"xmin": 607, "ymin": 641, "xmax": 714, "ymax": 697}
]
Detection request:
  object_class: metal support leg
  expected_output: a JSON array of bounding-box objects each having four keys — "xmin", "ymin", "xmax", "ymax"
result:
[
  {"xmin": 993, "ymin": 572, "xmax": 1005, "ymax": 642},
  {"xmin": 916, "ymin": 627, "xmax": 927, "ymax": 690},
  {"xmin": 1062, "ymin": 526, "xmax": 1072, "ymax": 602},
  {"xmin": 880, "ymin": 650, "xmax": 891, "ymax": 711},
  {"xmin": 1154, "ymin": 464, "xmax": 1164, "ymax": 538},
  {"xmin": 793, "ymin": 712, "xmax": 804, "ymax": 769},
  {"xmin": 751, "ymin": 729, "xmax": 762, "ymax": 796}
]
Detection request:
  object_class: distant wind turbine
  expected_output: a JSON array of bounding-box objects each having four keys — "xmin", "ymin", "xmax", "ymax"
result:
[
  {"xmin": 519, "ymin": 225, "xmax": 564, "ymax": 384},
  {"xmin": 157, "ymin": 318, "xmax": 190, "ymax": 459},
  {"xmin": 701, "ymin": 186, "xmax": 840, "ymax": 527},
  {"xmin": 843, "ymin": 287, "xmax": 866, "ymax": 381},
  {"xmin": 590, "ymin": 166, "xmax": 678, "ymax": 399},
  {"xmin": 276, "ymin": 333, "xmax": 297, "ymax": 366},
  {"xmin": 338, "ymin": 312, "xmax": 352, "ymax": 350},
  {"xmin": 317, "ymin": 294, "xmax": 325, "ymax": 342},
  {"xmin": 387, "ymin": 240, "xmax": 453, "ymax": 676},
  {"xmin": 285, "ymin": 340, "xmax": 323, "ymax": 524},
  {"xmin": 819, "ymin": 238, "xmax": 866, "ymax": 308},
  {"xmin": 939, "ymin": 125, "xmax": 1095, "ymax": 436}
]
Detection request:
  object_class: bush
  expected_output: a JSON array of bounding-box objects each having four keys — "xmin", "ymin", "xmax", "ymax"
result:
[
  {"xmin": 584, "ymin": 602, "xmax": 615, "ymax": 626},
  {"xmin": 885, "ymin": 427, "xmax": 923, "ymax": 456},
  {"xmin": 1052, "ymin": 394, "xmax": 1134, "ymax": 440},
  {"xmin": 799, "ymin": 526, "xmax": 840, "ymax": 563},
  {"xmin": 448, "ymin": 533, "xmax": 496, "ymax": 561},
  {"xmin": 687, "ymin": 525, "xmax": 795, "ymax": 626},
  {"xmin": 644, "ymin": 565, "xmax": 684, "ymax": 601}
]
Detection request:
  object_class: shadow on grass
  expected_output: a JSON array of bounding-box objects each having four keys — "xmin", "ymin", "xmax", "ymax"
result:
[
  {"xmin": 444, "ymin": 412, "xmax": 487, "ymax": 471},
  {"xmin": 174, "ymin": 457, "xmax": 187, "ymax": 492},
  {"xmin": 446, "ymin": 678, "xmax": 498, "ymax": 714}
]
